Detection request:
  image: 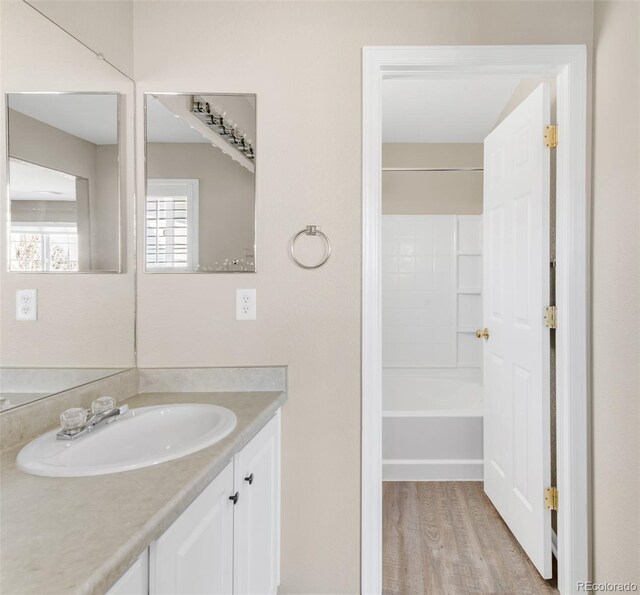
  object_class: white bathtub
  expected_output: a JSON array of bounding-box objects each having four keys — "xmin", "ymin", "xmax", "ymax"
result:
[
  {"xmin": 383, "ymin": 373, "xmax": 483, "ymax": 417},
  {"xmin": 382, "ymin": 370, "xmax": 484, "ymax": 481}
]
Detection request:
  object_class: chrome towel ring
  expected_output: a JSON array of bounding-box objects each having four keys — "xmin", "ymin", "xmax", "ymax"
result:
[{"xmin": 289, "ymin": 225, "xmax": 331, "ymax": 270}]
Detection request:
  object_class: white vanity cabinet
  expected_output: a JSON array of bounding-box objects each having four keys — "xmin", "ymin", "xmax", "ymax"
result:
[
  {"xmin": 234, "ymin": 411, "xmax": 281, "ymax": 595},
  {"xmin": 151, "ymin": 461, "xmax": 235, "ymax": 594},
  {"xmin": 149, "ymin": 412, "xmax": 281, "ymax": 595},
  {"xmin": 107, "ymin": 550, "xmax": 149, "ymax": 595}
]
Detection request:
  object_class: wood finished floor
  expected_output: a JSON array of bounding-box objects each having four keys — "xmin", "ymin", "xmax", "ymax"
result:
[{"xmin": 383, "ymin": 482, "xmax": 559, "ymax": 595}]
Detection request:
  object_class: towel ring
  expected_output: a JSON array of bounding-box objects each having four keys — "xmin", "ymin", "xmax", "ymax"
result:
[{"xmin": 289, "ymin": 225, "xmax": 331, "ymax": 270}]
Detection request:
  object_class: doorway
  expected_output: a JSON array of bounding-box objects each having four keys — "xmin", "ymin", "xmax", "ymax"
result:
[{"xmin": 362, "ymin": 46, "xmax": 589, "ymax": 595}]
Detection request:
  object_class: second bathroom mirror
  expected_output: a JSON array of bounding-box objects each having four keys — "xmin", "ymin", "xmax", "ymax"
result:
[{"xmin": 144, "ymin": 93, "xmax": 256, "ymax": 272}]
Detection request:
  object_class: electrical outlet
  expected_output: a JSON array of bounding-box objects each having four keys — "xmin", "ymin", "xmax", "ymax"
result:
[
  {"xmin": 236, "ymin": 289, "xmax": 256, "ymax": 320},
  {"xmin": 16, "ymin": 289, "xmax": 37, "ymax": 321}
]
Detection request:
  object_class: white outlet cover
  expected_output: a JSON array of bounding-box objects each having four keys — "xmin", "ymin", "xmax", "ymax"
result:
[
  {"xmin": 16, "ymin": 289, "xmax": 38, "ymax": 321},
  {"xmin": 236, "ymin": 289, "xmax": 256, "ymax": 321}
]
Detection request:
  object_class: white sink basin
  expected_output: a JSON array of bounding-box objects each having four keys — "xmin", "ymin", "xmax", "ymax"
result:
[{"xmin": 16, "ymin": 404, "xmax": 237, "ymax": 477}]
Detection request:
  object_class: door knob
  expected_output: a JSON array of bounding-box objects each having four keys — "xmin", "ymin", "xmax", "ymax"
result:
[
  {"xmin": 475, "ymin": 328, "xmax": 490, "ymax": 340},
  {"xmin": 244, "ymin": 473, "xmax": 254, "ymax": 485}
]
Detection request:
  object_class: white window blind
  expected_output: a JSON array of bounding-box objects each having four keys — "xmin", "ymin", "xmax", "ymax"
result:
[{"xmin": 146, "ymin": 179, "xmax": 199, "ymax": 271}]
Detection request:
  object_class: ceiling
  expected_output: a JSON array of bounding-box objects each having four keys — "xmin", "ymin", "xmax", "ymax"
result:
[
  {"xmin": 382, "ymin": 77, "xmax": 522, "ymax": 143},
  {"xmin": 8, "ymin": 94, "xmax": 118, "ymax": 145},
  {"xmin": 146, "ymin": 97, "xmax": 209, "ymax": 144},
  {"xmin": 9, "ymin": 159, "xmax": 77, "ymax": 201}
]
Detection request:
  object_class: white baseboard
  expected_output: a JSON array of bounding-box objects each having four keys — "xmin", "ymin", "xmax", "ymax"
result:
[{"xmin": 382, "ymin": 458, "xmax": 483, "ymax": 481}]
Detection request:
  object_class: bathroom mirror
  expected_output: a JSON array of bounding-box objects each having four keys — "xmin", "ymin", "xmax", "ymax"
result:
[
  {"xmin": 0, "ymin": 368, "xmax": 128, "ymax": 412},
  {"xmin": 145, "ymin": 93, "xmax": 256, "ymax": 272},
  {"xmin": 0, "ymin": 0, "xmax": 136, "ymax": 411},
  {"xmin": 6, "ymin": 93, "xmax": 122, "ymax": 272}
]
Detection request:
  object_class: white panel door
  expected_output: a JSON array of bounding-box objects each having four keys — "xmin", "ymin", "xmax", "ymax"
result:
[
  {"xmin": 151, "ymin": 461, "xmax": 234, "ymax": 595},
  {"xmin": 234, "ymin": 413, "xmax": 281, "ymax": 595},
  {"xmin": 483, "ymin": 83, "xmax": 552, "ymax": 578}
]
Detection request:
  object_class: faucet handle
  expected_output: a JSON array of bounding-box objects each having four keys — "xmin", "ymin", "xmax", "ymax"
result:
[
  {"xmin": 60, "ymin": 407, "xmax": 87, "ymax": 433},
  {"xmin": 91, "ymin": 396, "xmax": 116, "ymax": 415}
]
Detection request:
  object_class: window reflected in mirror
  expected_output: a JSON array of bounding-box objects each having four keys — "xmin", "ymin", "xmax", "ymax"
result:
[
  {"xmin": 9, "ymin": 160, "xmax": 81, "ymax": 271},
  {"xmin": 6, "ymin": 93, "xmax": 122, "ymax": 272},
  {"xmin": 145, "ymin": 94, "xmax": 256, "ymax": 273}
]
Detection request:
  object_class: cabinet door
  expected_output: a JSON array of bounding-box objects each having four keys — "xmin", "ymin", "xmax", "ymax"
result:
[
  {"xmin": 151, "ymin": 461, "xmax": 234, "ymax": 595},
  {"xmin": 234, "ymin": 412, "xmax": 281, "ymax": 595},
  {"xmin": 107, "ymin": 550, "xmax": 149, "ymax": 595}
]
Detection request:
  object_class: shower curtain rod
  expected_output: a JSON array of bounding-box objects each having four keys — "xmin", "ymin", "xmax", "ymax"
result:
[{"xmin": 382, "ymin": 167, "xmax": 483, "ymax": 172}]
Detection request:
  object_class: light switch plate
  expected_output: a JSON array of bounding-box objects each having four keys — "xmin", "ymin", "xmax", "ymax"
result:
[
  {"xmin": 16, "ymin": 289, "xmax": 38, "ymax": 321},
  {"xmin": 236, "ymin": 289, "xmax": 256, "ymax": 320}
]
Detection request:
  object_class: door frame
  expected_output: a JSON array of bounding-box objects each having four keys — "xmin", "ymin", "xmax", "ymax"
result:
[{"xmin": 362, "ymin": 45, "xmax": 589, "ymax": 595}]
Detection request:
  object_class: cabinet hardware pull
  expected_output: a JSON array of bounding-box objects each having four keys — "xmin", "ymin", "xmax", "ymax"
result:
[
  {"xmin": 229, "ymin": 492, "xmax": 239, "ymax": 505},
  {"xmin": 244, "ymin": 473, "xmax": 254, "ymax": 485}
]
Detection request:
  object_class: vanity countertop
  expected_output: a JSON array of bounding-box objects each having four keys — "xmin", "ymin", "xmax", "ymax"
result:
[{"xmin": 0, "ymin": 390, "xmax": 286, "ymax": 595}]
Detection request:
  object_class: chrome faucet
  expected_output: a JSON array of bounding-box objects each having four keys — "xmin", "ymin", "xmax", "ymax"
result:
[{"xmin": 57, "ymin": 397, "xmax": 130, "ymax": 441}]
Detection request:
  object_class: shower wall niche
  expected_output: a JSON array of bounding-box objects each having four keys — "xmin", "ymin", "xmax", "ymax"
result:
[{"xmin": 382, "ymin": 214, "xmax": 482, "ymax": 374}]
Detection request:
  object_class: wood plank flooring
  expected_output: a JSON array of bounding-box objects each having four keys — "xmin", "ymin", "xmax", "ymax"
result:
[{"xmin": 383, "ymin": 482, "xmax": 559, "ymax": 595}]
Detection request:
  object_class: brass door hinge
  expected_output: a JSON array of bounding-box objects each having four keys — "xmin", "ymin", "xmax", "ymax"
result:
[
  {"xmin": 545, "ymin": 125, "xmax": 558, "ymax": 148},
  {"xmin": 545, "ymin": 486, "xmax": 559, "ymax": 510},
  {"xmin": 544, "ymin": 305, "xmax": 558, "ymax": 329}
]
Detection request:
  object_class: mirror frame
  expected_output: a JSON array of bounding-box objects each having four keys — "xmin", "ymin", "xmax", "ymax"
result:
[
  {"xmin": 143, "ymin": 92, "xmax": 258, "ymax": 274},
  {"xmin": 5, "ymin": 91, "xmax": 124, "ymax": 274}
]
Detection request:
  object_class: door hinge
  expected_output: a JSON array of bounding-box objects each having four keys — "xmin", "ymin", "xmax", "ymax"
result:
[
  {"xmin": 544, "ymin": 125, "xmax": 558, "ymax": 148},
  {"xmin": 544, "ymin": 305, "xmax": 557, "ymax": 329},
  {"xmin": 545, "ymin": 486, "xmax": 559, "ymax": 510}
]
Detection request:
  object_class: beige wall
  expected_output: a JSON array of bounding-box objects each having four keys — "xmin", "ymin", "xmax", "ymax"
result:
[
  {"xmin": 0, "ymin": 0, "xmax": 135, "ymax": 367},
  {"xmin": 146, "ymin": 143, "xmax": 255, "ymax": 268},
  {"xmin": 133, "ymin": 2, "xmax": 594, "ymax": 592},
  {"xmin": 8, "ymin": 109, "xmax": 97, "ymax": 183},
  {"xmin": 592, "ymin": 0, "xmax": 640, "ymax": 583},
  {"xmin": 28, "ymin": 0, "xmax": 134, "ymax": 78},
  {"xmin": 382, "ymin": 143, "xmax": 483, "ymax": 215}
]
